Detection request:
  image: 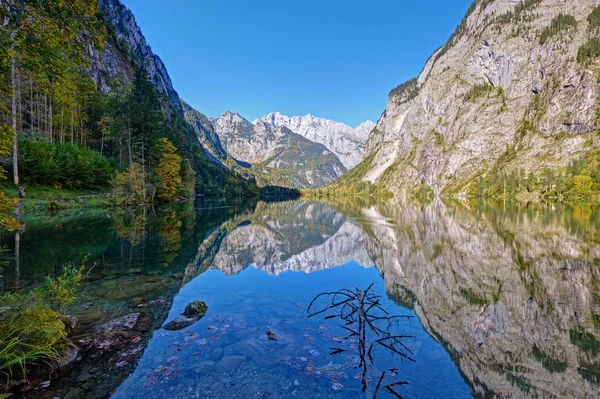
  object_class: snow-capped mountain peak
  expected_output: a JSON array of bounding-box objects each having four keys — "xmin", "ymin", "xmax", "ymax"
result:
[{"xmin": 253, "ymin": 113, "xmax": 374, "ymax": 169}]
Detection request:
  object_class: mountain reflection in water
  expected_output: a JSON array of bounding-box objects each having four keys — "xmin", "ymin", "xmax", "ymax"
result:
[{"xmin": 3, "ymin": 199, "xmax": 600, "ymax": 398}]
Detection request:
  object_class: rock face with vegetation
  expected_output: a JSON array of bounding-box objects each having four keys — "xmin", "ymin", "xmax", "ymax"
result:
[
  {"xmin": 93, "ymin": 0, "xmax": 183, "ymax": 114},
  {"xmin": 0, "ymin": 0, "xmax": 259, "ymax": 203},
  {"xmin": 353, "ymin": 0, "xmax": 600, "ymax": 200},
  {"xmin": 180, "ymin": 99, "xmax": 229, "ymax": 165},
  {"xmin": 254, "ymin": 112, "xmax": 375, "ymax": 170},
  {"xmin": 210, "ymin": 112, "xmax": 347, "ymax": 189}
]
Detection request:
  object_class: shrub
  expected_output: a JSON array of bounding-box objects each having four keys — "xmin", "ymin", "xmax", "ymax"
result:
[
  {"xmin": 571, "ymin": 175, "xmax": 594, "ymax": 198},
  {"xmin": 539, "ymin": 14, "xmax": 577, "ymax": 45},
  {"xmin": 577, "ymin": 37, "xmax": 600, "ymax": 63},
  {"xmin": 18, "ymin": 135, "xmax": 116, "ymax": 188},
  {"xmin": 464, "ymin": 84, "xmax": 503, "ymax": 102},
  {"xmin": 389, "ymin": 78, "xmax": 419, "ymax": 104},
  {"xmin": 112, "ymin": 162, "xmax": 153, "ymax": 206},
  {"xmin": 0, "ymin": 263, "xmax": 86, "ymax": 382},
  {"xmin": 588, "ymin": 5, "xmax": 600, "ymax": 32}
]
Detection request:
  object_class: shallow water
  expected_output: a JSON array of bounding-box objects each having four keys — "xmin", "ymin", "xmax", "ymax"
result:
[{"xmin": 3, "ymin": 199, "xmax": 600, "ymax": 398}]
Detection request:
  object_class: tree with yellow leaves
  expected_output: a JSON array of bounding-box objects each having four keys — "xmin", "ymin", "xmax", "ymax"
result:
[
  {"xmin": 0, "ymin": 124, "xmax": 22, "ymax": 231},
  {"xmin": 155, "ymin": 138, "xmax": 182, "ymax": 203}
]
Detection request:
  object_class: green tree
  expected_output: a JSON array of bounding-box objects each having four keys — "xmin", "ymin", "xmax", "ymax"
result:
[
  {"xmin": 0, "ymin": 0, "xmax": 106, "ymax": 184},
  {"xmin": 113, "ymin": 162, "xmax": 151, "ymax": 206},
  {"xmin": 127, "ymin": 67, "xmax": 164, "ymax": 167},
  {"xmin": 155, "ymin": 137, "xmax": 182, "ymax": 202}
]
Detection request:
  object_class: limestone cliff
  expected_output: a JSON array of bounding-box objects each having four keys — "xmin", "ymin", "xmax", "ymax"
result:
[
  {"xmin": 89, "ymin": 0, "xmax": 183, "ymax": 115},
  {"xmin": 359, "ymin": 0, "xmax": 600, "ymax": 199},
  {"xmin": 181, "ymin": 99, "xmax": 228, "ymax": 164}
]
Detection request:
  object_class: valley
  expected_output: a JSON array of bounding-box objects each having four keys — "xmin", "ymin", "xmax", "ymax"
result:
[{"xmin": 3, "ymin": 1, "xmax": 600, "ymax": 399}]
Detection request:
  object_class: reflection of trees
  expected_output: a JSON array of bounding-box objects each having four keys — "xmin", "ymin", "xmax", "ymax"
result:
[
  {"xmin": 157, "ymin": 209, "xmax": 182, "ymax": 267},
  {"xmin": 113, "ymin": 209, "xmax": 147, "ymax": 247}
]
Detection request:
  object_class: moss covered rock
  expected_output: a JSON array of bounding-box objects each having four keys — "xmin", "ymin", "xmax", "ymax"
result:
[{"xmin": 183, "ymin": 301, "xmax": 208, "ymax": 317}]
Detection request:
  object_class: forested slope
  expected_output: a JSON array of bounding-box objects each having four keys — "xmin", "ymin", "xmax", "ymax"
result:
[{"xmin": 0, "ymin": 0, "xmax": 258, "ymax": 202}]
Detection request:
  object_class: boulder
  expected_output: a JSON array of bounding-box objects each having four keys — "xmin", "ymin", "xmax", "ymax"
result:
[
  {"xmin": 183, "ymin": 301, "xmax": 208, "ymax": 317},
  {"xmin": 163, "ymin": 301, "xmax": 209, "ymax": 331}
]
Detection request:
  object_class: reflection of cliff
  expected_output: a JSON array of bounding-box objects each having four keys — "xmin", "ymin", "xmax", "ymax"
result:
[
  {"xmin": 183, "ymin": 201, "xmax": 372, "ymax": 283},
  {"xmin": 356, "ymin": 200, "xmax": 600, "ymax": 398}
]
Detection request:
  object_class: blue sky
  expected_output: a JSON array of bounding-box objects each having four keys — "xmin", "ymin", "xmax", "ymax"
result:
[{"xmin": 122, "ymin": 0, "xmax": 473, "ymax": 127}]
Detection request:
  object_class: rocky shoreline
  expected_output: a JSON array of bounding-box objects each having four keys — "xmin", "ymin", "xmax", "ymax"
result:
[{"xmin": 2, "ymin": 271, "xmax": 184, "ymax": 399}]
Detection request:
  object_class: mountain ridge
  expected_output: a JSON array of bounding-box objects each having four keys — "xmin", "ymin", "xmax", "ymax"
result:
[
  {"xmin": 254, "ymin": 112, "xmax": 374, "ymax": 170},
  {"xmin": 210, "ymin": 111, "xmax": 347, "ymax": 189}
]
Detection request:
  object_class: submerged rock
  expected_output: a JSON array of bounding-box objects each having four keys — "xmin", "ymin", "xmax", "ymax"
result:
[
  {"xmin": 266, "ymin": 329, "xmax": 279, "ymax": 341},
  {"xmin": 183, "ymin": 301, "xmax": 208, "ymax": 317},
  {"xmin": 164, "ymin": 315, "xmax": 201, "ymax": 331},
  {"xmin": 163, "ymin": 301, "xmax": 209, "ymax": 331}
]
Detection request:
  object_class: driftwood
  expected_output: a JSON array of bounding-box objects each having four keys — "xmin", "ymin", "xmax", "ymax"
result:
[{"xmin": 308, "ymin": 283, "xmax": 415, "ymax": 398}]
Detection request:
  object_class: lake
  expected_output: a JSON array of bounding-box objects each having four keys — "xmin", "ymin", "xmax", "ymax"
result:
[{"xmin": 2, "ymin": 199, "xmax": 600, "ymax": 398}]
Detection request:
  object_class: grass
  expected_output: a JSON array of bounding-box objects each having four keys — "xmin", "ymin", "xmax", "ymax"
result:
[
  {"xmin": 0, "ymin": 262, "xmax": 86, "ymax": 384},
  {"xmin": 0, "ymin": 183, "xmax": 112, "ymax": 216}
]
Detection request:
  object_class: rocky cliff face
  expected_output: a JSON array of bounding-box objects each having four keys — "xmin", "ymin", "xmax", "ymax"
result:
[
  {"xmin": 89, "ymin": 0, "xmax": 183, "ymax": 114},
  {"xmin": 359, "ymin": 0, "xmax": 600, "ymax": 198},
  {"xmin": 255, "ymin": 112, "xmax": 375, "ymax": 170},
  {"xmin": 211, "ymin": 112, "xmax": 347, "ymax": 188},
  {"xmin": 181, "ymin": 99, "xmax": 228, "ymax": 164}
]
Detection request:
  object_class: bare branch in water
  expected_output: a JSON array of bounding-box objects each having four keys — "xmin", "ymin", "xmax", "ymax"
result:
[{"xmin": 307, "ymin": 284, "xmax": 416, "ymax": 398}]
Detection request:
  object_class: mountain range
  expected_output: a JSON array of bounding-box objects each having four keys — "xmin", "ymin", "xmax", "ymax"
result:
[
  {"xmin": 254, "ymin": 112, "xmax": 374, "ymax": 170},
  {"xmin": 94, "ymin": 0, "xmax": 599, "ymax": 199},
  {"xmin": 182, "ymin": 102, "xmax": 374, "ymax": 189},
  {"xmin": 94, "ymin": 0, "xmax": 376, "ymax": 192}
]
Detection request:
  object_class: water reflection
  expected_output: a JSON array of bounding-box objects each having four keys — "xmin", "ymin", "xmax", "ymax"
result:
[
  {"xmin": 3, "ymin": 198, "xmax": 600, "ymax": 398},
  {"xmin": 350, "ymin": 199, "xmax": 600, "ymax": 398}
]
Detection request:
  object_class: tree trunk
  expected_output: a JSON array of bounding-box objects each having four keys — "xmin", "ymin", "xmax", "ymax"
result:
[
  {"xmin": 30, "ymin": 79, "xmax": 33, "ymax": 131},
  {"xmin": 44, "ymin": 92, "xmax": 47, "ymax": 135},
  {"xmin": 71, "ymin": 107, "xmax": 74, "ymax": 144},
  {"xmin": 49, "ymin": 97, "xmax": 53, "ymax": 142},
  {"xmin": 11, "ymin": 55, "xmax": 19, "ymax": 185},
  {"xmin": 14, "ymin": 231, "xmax": 20, "ymax": 290},
  {"xmin": 141, "ymin": 141, "xmax": 146, "ymax": 202},
  {"xmin": 60, "ymin": 107, "xmax": 64, "ymax": 144},
  {"xmin": 16, "ymin": 67, "xmax": 21, "ymax": 132}
]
